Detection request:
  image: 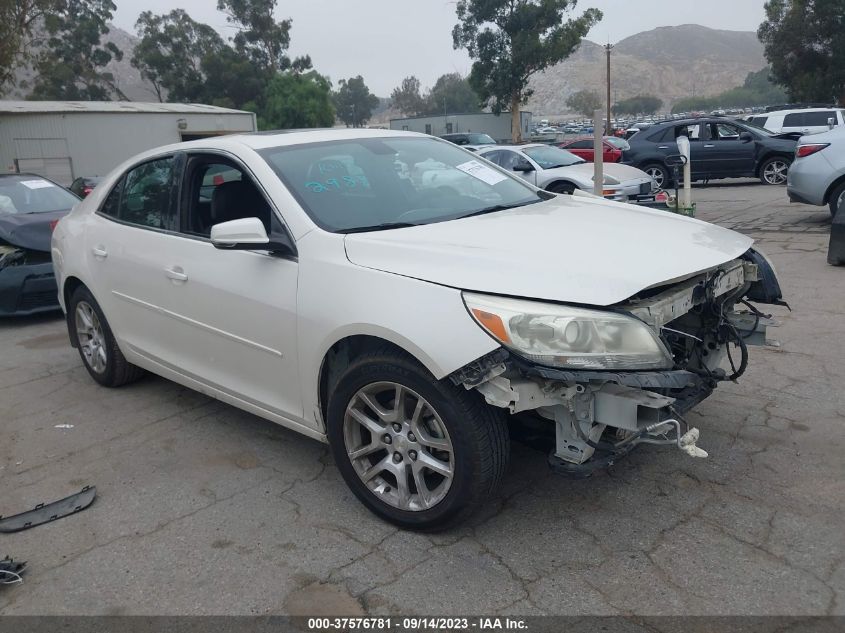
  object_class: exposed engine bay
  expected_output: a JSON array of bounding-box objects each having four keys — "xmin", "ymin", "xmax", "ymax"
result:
[{"xmin": 450, "ymin": 249, "xmax": 785, "ymax": 476}]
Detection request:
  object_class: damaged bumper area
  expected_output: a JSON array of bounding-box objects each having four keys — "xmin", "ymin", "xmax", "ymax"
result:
[
  {"xmin": 450, "ymin": 252, "xmax": 783, "ymax": 475},
  {"xmin": 0, "ymin": 244, "xmax": 59, "ymax": 316}
]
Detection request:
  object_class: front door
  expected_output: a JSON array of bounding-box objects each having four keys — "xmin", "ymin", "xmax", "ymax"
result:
[{"xmin": 701, "ymin": 122, "xmax": 756, "ymax": 177}]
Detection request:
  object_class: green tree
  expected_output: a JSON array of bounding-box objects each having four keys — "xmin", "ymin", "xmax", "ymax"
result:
[
  {"xmin": 131, "ymin": 9, "xmax": 227, "ymax": 102},
  {"xmin": 613, "ymin": 94, "xmax": 663, "ymax": 115},
  {"xmin": 29, "ymin": 0, "xmax": 127, "ymax": 100},
  {"xmin": 758, "ymin": 0, "xmax": 845, "ymax": 104},
  {"xmin": 260, "ymin": 70, "xmax": 335, "ymax": 129},
  {"xmin": 0, "ymin": 0, "xmax": 60, "ymax": 95},
  {"xmin": 566, "ymin": 89, "xmax": 602, "ymax": 117},
  {"xmin": 453, "ymin": 0, "xmax": 602, "ymax": 141},
  {"xmin": 217, "ymin": 0, "xmax": 311, "ymax": 73},
  {"xmin": 334, "ymin": 75, "xmax": 379, "ymax": 127},
  {"xmin": 424, "ymin": 72, "xmax": 482, "ymax": 115},
  {"xmin": 391, "ymin": 75, "xmax": 425, "ymax": 116}
]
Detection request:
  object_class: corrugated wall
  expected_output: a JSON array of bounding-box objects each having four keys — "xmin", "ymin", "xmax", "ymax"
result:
[{"xmin": 0, "ymin": 111, "xmax": 256, "ymax": 184}]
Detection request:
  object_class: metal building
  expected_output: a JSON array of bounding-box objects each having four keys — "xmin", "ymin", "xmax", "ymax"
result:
[
  {"xmin": 389, "ymin": 111, "xmax": 533, "ymax": 142},
  {"xmin": 0, "ymin": 101, "xmax": 257, "ymax": 185}
]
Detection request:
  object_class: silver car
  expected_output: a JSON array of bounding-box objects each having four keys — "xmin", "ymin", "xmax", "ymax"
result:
[
  {"xmin": 787, "ymin": 126, "xmax": 845, "ymax": 217},
  {"xmin": 478, "ymin": 144, "xmax": 656, "ymax": 203}
]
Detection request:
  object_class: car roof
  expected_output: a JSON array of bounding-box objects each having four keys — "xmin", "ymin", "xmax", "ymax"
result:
[{"xmin": 764, "ymin": 107, "xmax": 844, "ymax": 116}]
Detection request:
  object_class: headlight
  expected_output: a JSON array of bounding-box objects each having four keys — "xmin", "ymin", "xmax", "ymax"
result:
[{"xmin": 463, "ymin": 292, "xmax": 673, "ymax": 370}]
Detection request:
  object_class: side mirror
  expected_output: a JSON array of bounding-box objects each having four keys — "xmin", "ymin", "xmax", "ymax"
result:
[
  {"xmin": 739, "ymin": 132, "xmax": 754, "ymax": 143},
  {"xmin": 513, "ymin": 159, "xmax": 534, "ymax": 172},
  {"xmin": 210, "ymin": 217, "xmax": 295, "ymax": 256},
  {"xmin": 828, "ymin": 117, "xmax": 836, "ymax": 130}
]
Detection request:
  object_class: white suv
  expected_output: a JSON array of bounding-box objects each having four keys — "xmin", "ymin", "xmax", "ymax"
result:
[
  {"xmin": 748, "ymin": 108, "xmax": 844, "ymax": 136},
  {"xmin": 52, "ymin": 129, "xmax": 785, "ymax": 529}
]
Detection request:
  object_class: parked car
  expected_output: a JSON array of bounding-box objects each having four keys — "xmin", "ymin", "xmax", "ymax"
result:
[
  {"xmin": 52, "ymin": 129, "xmax": 784, "ymax": 529},
  {"xmin": 622, "ymin": 117, "xmax": 798, "ymax": 188},
  {"xmin": 787, "ymin": 126, "xmax": 845, "ymax": 218},
  {"xmin": 69, "ymin": 176, "xmax": 103, "ymax": 198},
  {"xmin": 439, "ymin": 133, "xmax": 497, "ymax": 151},
  {"xmin": 0, "ymin": 174, "xmax": 80, "ymax": 316},
  {"xmin": 558, "ymin": 136, "xmax": 631, "ymax": 163},
  {"xmin": 748, "ymin": 108, "xmax": 844, "ymax": 137},
  {"xmin": 477, "ymin": 144, "xmax": 656, "ymax": 202}
]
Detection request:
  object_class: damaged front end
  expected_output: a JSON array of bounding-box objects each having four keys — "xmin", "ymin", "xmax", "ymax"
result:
[
  {"xmin": 450, "ymin": 249, "xmax": 784, "ymax": 476},
  {"xmin": 0, "ymin": 241, "xmax": 59, "ymax": 316}
]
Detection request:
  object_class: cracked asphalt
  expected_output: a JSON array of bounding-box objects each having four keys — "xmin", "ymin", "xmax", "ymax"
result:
[{"xmin": 1, "ymin": 181, "xmax": 843, "ymax": 616}]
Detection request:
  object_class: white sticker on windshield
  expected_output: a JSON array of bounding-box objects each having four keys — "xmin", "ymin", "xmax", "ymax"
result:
[
  {"xmin": 455, "ymin": 160, "xmax": 507, "ymax": 186},
  {"xmin": 20, "ymin": 179, "xmax": 56, "ymax": 190}
]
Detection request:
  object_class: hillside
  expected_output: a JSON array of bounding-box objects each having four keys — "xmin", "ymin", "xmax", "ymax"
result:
[{"xmin": 527, "ymin": 25, "xmax": 767, "ymax": 117}]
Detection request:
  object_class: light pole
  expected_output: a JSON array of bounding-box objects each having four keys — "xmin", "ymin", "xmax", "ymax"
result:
[{"xmin": 605, "ymin": 43, "xmax": 613, "ymax": 136}]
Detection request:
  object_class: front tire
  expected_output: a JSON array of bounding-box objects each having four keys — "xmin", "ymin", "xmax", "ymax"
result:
[
  {"xmin": 547, "ymin": 181, "xmax": 576, "ymax": 195},
  {"xmin": 68, "ymin": 286, "xmax": 145, "ymax": 387},
  {"xmin": 326, "ymin": 348, "xmax": 509, "ymax": 530},
  {"xmin": 759, "ymin": 156, "xmax": 791, "ymax": 185}
]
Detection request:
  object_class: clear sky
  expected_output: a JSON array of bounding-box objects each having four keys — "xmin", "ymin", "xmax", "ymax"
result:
[{"xmin": 111, "ymin": 0, "xmax": 767, "ymax": 96}]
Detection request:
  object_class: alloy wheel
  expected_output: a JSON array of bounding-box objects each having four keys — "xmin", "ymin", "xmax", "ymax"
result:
[
  {"xmin": 343, "ymin": 381, "xmax": 454, "ymax": 512},
  {"xmin": 75, "ymin": 301, "xmax": 107, "ymax": 374},
  {"xmin": 763, "ymin": 160, "xmax": 788, "ymax": 185},
  {"xmin": 645, "ymin": 166, "xmax": 666, "ymax": 188}
]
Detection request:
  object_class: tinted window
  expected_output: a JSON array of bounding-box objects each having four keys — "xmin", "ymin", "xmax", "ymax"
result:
[
  {"xmin": 100, "ymin": 178, "xmax": 123, "ymax": 218},
  {"xmin": 0, "ymin": 176, "xmax": 79, "ymax": 215},
  {"xmin": 115, "ymin": 157, "xmax": 175, "ymax": 229},
  {"xmin": 783, "ymin": 113, "xmax": 804, "ymax": 127},
  {"xmin": 260, "ymin": 137, "xmax": 541, "ymax": 233},
  {"xmin": 466, "ymin": 134, "xmax": 495, "ymax": 145},
  {"xmin": 803, "ymin": 111, "xmax": 835, "ymax": 126},
  {"xmin": 605, "ymin": 137, "xmax": 630, "ymax": 150},
  {"xmin": 567, "ymin": 140, "xmax": 593, "ymax": 149}
]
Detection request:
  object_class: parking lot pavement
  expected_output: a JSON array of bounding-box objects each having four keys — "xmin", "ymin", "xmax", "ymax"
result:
[{"xmin": 1, "ymin": 182, "xmax": 843, "ymax": 617}]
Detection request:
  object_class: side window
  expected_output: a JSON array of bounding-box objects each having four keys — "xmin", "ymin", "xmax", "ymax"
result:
[
  {"xmin": 481, "ymin": 150, "xmax": 504, "ymax": 166},
  {"xmin": 498, "ymin": 151, "xmax": 522, "ymax": 170},
  {"xmin": 674, "ymin": 124, "xmax": 700, "ymax": 140},
  {"xmin": 803, "ymin": 111, "xmax": 834, "ymax": 126},
  {"xmin": 118, "ymin": 157, "xmax": 175, "ymax": 229},
  {"xmin": 568, "ymin": 140, "xmax": 593, "ymax": 149},
  {"xmin": 181, "ymin": 157, "xmax": 272, "ymax": 237},
  {"xmin": 100, "ymin": 178, "xmax": 123, "ymax": 218},
  {"xmin": 783, "ymin": 113, "xmax": 804, "ymax": 127},
  {"xmin": 424, "ymin": 124, "xmax": 432, "ymax": 135}
]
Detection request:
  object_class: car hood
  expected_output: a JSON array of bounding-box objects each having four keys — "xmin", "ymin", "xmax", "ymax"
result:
[
  {"xmin": 0, "ymin": 210, "xmax": 69, "ymax": 252},
  {"xmin": 344, "ymin": 195, "xmax": 753, "ymax": 306},
  {"xmin": 545, "ymin": 162, "xmax": 649, "ymax": 183}
]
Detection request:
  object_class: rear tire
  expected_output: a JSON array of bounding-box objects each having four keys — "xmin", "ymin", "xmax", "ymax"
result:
[
  {"xmin": 829, "ymin": 182, "xmax": 845, "ymax": 218},
  {"xmin": 642, "ymin": 163, "xmax": 670, "ymax": 189},
  {"xmin": 68, "ymin": 286, "xmax": 145, "ymax": 387},
  {"xmin": 759, "ymin": 156, "xmax": 791, "ymax": 185},
  {"xmin": 326, "ymin": 347, "xmax": 509, "ymax": 530}
]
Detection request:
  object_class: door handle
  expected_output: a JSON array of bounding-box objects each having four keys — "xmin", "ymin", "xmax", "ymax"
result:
[
  {"xmin": 658, "ymin": 145, "xmax": 669, "ymax": 149},
  {"xmin": 164, "ymin": 267, "xmax": 188, "ymax": 282},
  {"xmin": 703, "ymin": 144, "xmax": 715, "ymax": 148},
  {"xmin": 91, "ymin": 246, "xmax": 108, "ymax": 259}
]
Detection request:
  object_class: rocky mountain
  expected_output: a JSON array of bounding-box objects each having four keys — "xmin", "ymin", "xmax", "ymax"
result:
[
  {"xmin": 527, "ymin": 25, "xmax": 767, "ymax": 117},
  {"xmin": 8, "ymin": 24, "xmax": 159, "ymax": 101}
]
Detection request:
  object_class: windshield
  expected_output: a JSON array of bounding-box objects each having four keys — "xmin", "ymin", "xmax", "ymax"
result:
[
  {"xmin": 467, "ymin": 134, "xmax": 496, "ymax": 145},
  {"xmin": 523, "ymin": 145, "xmax": 585, "ymax": 168},
  {"xmin": 260, "ymin": 137, "xmax": 543, "ymax": 232},
  {"xmin": 605, "ymin": 137, "xmax": 630, "ymax": 150},
  {"xmin": 0, "ymin": 177, "xmax": 79, "ymax": 215}
]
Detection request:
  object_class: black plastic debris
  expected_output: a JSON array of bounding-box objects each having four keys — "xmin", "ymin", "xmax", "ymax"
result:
[{"xmin": 0, "ymin": 486, "xmax": 96, "ymax": 533}]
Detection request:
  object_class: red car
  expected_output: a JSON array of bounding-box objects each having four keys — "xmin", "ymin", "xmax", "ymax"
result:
[{"xmin": 557, "ymin": 136, "xmax": 630, "ymax": 163}]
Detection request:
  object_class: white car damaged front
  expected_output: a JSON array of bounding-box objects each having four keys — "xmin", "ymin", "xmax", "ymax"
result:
[{"xmin": 344, "ymin": 191, "xmax": 786, "ymax": 475}]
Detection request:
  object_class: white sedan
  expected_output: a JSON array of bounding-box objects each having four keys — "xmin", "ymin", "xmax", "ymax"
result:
[
  {"xmin": 478, "ymin": 144, "xmax": 657, "ymax": 202},
  {"xmin": 52, "ymin": 129, "xmax": 783, "ymax": 529}
]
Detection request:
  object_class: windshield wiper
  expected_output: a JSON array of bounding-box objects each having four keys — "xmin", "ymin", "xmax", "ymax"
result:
[
  {"xmin": 456, "ymin": 199, "xmax": 541, "ymax": 220},
  {"xmin": 338, "ymin": 222, "xmax": 421, "ymax": 234}
]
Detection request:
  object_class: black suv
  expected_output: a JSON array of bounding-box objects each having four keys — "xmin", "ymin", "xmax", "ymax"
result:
[{"xmin": 622, "ymin": 118, "xmax": 797, "ymax": 187}]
